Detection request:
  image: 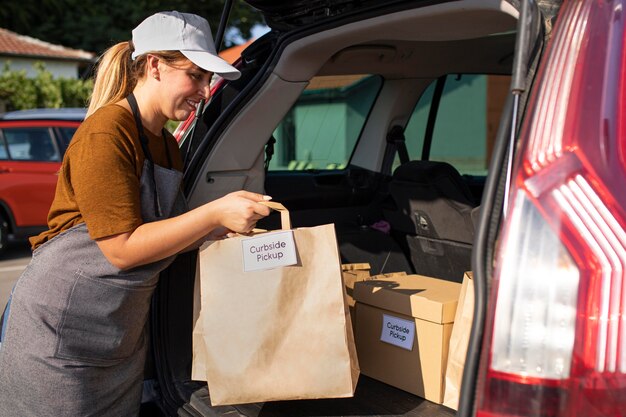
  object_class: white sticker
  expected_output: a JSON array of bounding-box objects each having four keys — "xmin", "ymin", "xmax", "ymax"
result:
[
  {"xmin": 241, "ymin": 230, "xmax": 298, "ymax": 272},
  {"xmin": 380, "ymin": 314, "xmax": 415, "ymax": 351}
]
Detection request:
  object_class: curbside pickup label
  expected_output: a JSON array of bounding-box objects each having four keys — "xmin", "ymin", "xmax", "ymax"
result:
[
  {"xmin": 241, "ymin": 231, "xmax": 298, "ymax": 272},
  {"xmin": 380, "ymin": 314, "xmax": 415, "ymax": 351}
]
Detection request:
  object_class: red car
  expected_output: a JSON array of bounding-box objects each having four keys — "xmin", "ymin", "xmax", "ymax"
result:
[{"xmin": 0, "ymin": 108, "xmax": 85, "ymax": 254}]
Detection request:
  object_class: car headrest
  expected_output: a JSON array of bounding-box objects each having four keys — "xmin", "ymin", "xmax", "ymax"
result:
[{"xmin": 391, "ymin": 160, "xmax": 475, "ymax": 204}]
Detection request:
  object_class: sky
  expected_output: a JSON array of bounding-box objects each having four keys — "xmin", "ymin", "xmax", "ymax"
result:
[{"xmin": 227, "ymin": 23, "xmax": 270, "ymax": 44}]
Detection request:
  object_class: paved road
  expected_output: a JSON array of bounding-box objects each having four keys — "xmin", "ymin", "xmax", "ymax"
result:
[{"xmin": 0, "ymin": 242, "xmax": 32, "ymax": 309}]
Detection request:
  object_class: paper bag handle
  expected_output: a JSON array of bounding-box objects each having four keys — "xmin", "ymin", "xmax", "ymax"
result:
[{"xmin": 260, "ymin": 201, "xmax": 291, "ymax": 230}]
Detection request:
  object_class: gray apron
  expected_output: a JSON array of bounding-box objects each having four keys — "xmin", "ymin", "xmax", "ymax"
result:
[{"xmin": 0, "ymin": 95, "xmax": 187, "ymax": 417}]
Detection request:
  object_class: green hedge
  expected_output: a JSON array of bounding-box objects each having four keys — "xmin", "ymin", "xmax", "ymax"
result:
[
  {"xmin": 0, "ymin": 62, "xmax": 181, "ymax": 132},
  {"xmin": 0, "ymin": 62, "xmax": 93, "ymax": 112}
]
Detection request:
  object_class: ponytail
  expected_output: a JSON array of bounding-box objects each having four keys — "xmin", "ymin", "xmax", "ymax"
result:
[
  {"xmin": 86, "ymin": 42, "xmax": 145, "ymax": 117},
  {"xmin": 87, "ymin": 44, "xmax": 189, "ymax": 117}
]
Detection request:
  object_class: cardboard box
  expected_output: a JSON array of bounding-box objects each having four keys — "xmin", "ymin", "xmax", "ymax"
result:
[
  {"xmin": 341, "ymin": 264, "xmax": 408, "ymax": 330},
  {"xmin": 342, "ymin": 263, "xmax": 372, "ymax": 307},
  {"xmin": 353, "ymin": 274, "xmax": 461, "ymax": 403},
  {"xmin": 342, "ymin": 263, "xmax": 371, "ymax": 330}
]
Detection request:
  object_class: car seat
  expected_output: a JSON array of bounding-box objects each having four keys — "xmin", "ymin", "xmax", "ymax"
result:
[{"xmin": 383, "ymin": 160, "xmax": 478, "ymax": 282}]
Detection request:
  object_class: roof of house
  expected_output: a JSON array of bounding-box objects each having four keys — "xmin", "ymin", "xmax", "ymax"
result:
[
  {"xmin": 218, "ymin": 39, "xmax": 254, "ymax": 64},
  {"xmin": 0, "ymin": 28, "xmax": 94, "ymax": 62}
]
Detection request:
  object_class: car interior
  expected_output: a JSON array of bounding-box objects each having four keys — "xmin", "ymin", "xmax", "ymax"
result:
[
  {"xmin": 185, "ymin": 0, "xmax": 517, "ymax": 277},
  {"xmin": 154, "ymin": 1, "xmax": 521, "ymax": 415}
]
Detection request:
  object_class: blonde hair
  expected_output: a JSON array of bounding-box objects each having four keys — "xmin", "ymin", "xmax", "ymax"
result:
[{"xmin": 86, "ymin": 42, "xmax": 188, "ymax": 117}]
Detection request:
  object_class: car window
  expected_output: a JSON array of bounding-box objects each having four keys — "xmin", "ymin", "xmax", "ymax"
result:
[
  {"xmin": 401, "ymin": 74, "xmax": 510, "ymax": 176},
  {"xmin": 269, "ymin": 74, "xmax": 382, "ymax": 171},
  {"xmin": 57, "ymin": 126, "xmax": 79, "ymax": 149},
  {"xmin": 3, "ymin": 127, "xmax": 60, "ymax": 162},
  {"xmin": 0, "ymin": 135, "xmax": 7, "ymax": 160}
]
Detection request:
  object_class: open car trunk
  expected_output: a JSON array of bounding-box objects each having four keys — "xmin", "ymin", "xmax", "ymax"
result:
[{"xmin": 149, "ymin": 1, "xmax": 563, "ymax": 416}]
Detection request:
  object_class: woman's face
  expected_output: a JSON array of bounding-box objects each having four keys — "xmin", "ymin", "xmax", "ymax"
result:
[{"xmin": 155, "ymin": 58, "xmax": 213, "ymax": 121}]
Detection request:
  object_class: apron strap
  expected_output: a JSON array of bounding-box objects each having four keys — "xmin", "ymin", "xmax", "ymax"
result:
[
  {"xmin": 127, "ymin": 93, "xmax": 174, "ymax": 169},
  {"xmin": 127, "ymin": 93, "xmax": 154, "ymax": 162},
  {"xmin": 162, "ymin": 129, "xmax": 173, "ymax": 169},
  {"xmin": 127, "ymin": 93, "xmax": 163, "ymax": 217}
]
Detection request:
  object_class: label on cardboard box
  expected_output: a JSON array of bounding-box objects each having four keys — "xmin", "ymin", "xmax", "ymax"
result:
[
  {"xmin": 241, "ymin": 231, "xmax": 297, "ymax": 272},
  {"xmin": 380, "ymin": 314, "xmax": 415, "ymax": 351}
]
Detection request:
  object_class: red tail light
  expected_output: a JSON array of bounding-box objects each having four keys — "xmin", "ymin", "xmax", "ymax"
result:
[{"xmin": 475, "ymin": 1, "xmax": 626, "ymax": 416}]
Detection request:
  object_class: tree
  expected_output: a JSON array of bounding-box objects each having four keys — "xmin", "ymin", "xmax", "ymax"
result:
[{"xmin": 0, "ymin": 0, "xmax": 264, "ymax": 56}]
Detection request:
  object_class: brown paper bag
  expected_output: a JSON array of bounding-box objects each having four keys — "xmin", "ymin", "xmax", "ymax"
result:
[
  {"xmin": 191, "ymin": 259, "xmax": 209, "ymax": 382},
  {"xmin": 443, "ymin": 271, "xmax": 474, "ymax": 410},
  {"xmin": 192, "ymin": 202, "xmax": 359, "ymax": 406}
]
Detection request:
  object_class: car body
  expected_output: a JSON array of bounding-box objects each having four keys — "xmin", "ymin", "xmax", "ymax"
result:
[
  {"xmin": 0, "ymin": 108, "xmax": 85, "ymax": 253},
  {"xmin": 146, "ymin": 0, "xmax": 626, "ymax": 416}
]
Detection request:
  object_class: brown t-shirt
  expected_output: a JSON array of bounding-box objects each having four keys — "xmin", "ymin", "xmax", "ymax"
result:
[{"xmin": 30, "ymin": 104, "xmax": 183, "ymax": 249}]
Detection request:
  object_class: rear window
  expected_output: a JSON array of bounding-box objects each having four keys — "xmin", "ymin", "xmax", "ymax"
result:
[{"xmin": 269, "ymin": 74, "xmax": 383, "ymax": 171}]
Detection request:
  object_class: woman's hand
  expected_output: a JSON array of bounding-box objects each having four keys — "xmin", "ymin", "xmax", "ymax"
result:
[
  {"xmin": 96, "ymin": 191, "xmax": 272, "ymax": 270},
  {"xmin": 213, "ymin": 191, "xmax": 272, "ymax": 234}
]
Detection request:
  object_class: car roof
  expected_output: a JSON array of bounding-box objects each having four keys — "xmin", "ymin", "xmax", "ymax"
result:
[{"xmin": 0, "ymin": 108, "xmax": 86, "ymax": 121}]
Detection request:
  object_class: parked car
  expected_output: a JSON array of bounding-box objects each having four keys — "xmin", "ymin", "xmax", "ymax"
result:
[
  {"xmin": 0, "ymin": 108, "xmax": 85, "ymax": 254},
  {"xmin": 142, "ymin": 0, "xmax": 626, "ymax": 416}
]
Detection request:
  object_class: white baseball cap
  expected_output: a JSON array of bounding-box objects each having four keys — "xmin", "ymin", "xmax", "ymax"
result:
[{"xmin": 131, "ymin": 11, "xmax": 241, "ymax": 80}]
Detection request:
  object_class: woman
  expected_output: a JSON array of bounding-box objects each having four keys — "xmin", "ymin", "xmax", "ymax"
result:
[{"xmin": 0, "ymin": 11, "xmax": 271, "ymax": 416}]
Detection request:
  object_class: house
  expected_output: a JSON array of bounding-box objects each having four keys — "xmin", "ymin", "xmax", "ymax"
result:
[{"xmin": 0, "ymin": 28, "xmax": 94, "ymax": 79}]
